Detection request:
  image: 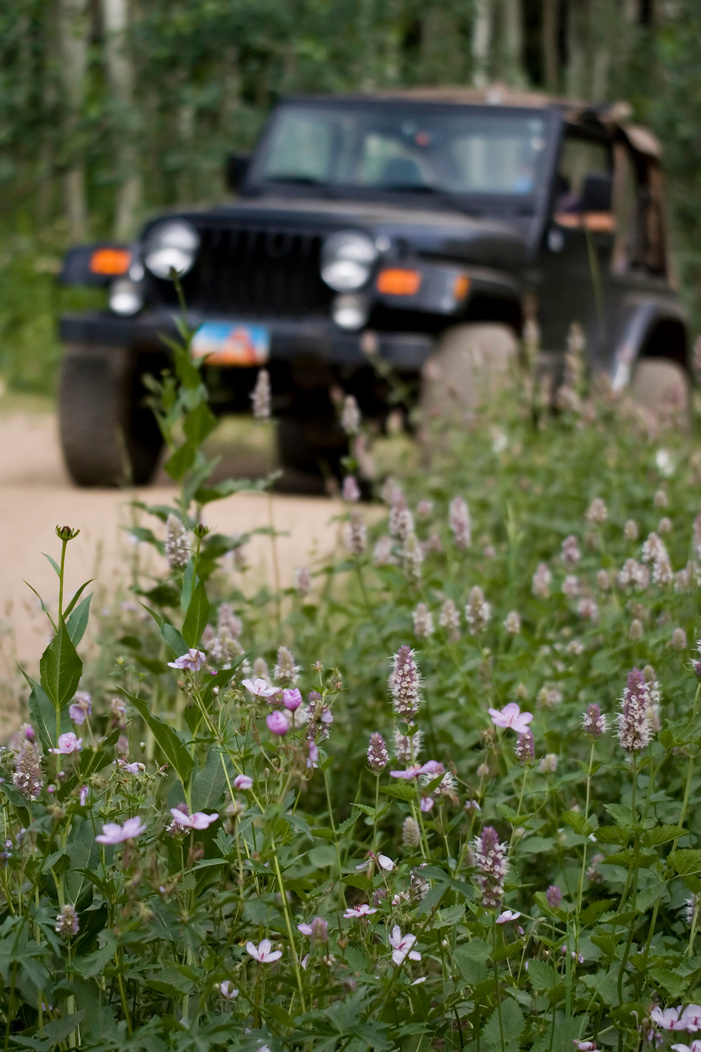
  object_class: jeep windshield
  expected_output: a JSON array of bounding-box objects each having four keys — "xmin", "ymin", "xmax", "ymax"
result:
[{"xmin": 250, "ymin": 101, "xmax": 551, "ymax": 206}]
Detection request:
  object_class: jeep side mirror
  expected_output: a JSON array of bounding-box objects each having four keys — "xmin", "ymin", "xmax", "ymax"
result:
[
  {"xmin": 225, "ymin": 153, "xmax": 250, "ymax": 192},
  {"xmin": 579, "ymin": 173, "xmax": 612, "ymax": 213}
]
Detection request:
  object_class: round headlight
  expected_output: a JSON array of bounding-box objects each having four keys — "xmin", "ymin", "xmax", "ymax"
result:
[
  {"xmin": 109, "ymin": 278, "xmax": 144, "ymax": 316},
  {"xmin": 143, "ymin": 220, "xmax": 199, "ymax": 279},
  {"xmin": 331, "ymin": 294, "xmax": 369, "ymax": 331},
  {"xmin": 321, "ymin": 231, "xmax": 378, "ymax": 292}
]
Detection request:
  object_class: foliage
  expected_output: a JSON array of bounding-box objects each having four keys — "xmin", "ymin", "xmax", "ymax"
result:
[{"xmin": 2, "ymin": 318, "xmax": 701, "ymax": 1049}]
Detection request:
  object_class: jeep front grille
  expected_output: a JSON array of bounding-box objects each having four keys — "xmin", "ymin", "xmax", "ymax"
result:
[{"xmin": 180, "ymin": 223, "xmax": 333, "ymax": 318}]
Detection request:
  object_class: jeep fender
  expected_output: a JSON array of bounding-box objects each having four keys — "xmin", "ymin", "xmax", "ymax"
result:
[{"xmin": 609, "ymin": 294, "xmax": 689, "ymax": 392}]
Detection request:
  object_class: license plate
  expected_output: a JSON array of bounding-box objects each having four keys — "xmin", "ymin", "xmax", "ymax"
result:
[{"xmin": 191, "ymin": 322, "xmax": 270, "ymax": 366}]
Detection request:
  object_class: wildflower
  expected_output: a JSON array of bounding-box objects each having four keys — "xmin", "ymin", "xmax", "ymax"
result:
[
  {"xmin": 536, "ymin": 686, "xmax": 562, "ymax": 709},
  {"xmin": 654, "ymin": 488, "xmax": 668, "ymax": 508},
  {"xmin": 658, "ymin": 516, "xmax": 672, "ymax": 535},
  {"xmin": 294, "ymin": 565, "xmax": 311, "ymax": 597},
  {"xmin": 218, "ymin": 981, "xmax": 239, "ymax": 1000},
  {"xmin": 110, "ymin": 696, "xmax": 127, "ymax": 721},
  {"xmin": 344, "ymin": 903, "xmax": 377, "ymax": 918},
  {"xmin": 503, "ymin": 611, "xmax": 521, "ymax": 634},
  {"xmin": 266, "ymin": 711, "xmax": 290, "ymax": 736},
  {"xmin": 170, "ymin": 808, "xmax": 219, "ymax": 831},
  {"xmin": 95, "ymin": 817, "xmax": 147, "ymax": 845},
  {"xmin": 233, "ymin": 774, "xmax": 252, "ymax": 791},
  {"xmin": 439, "ymin": 598, "xmax": 460, "ymax": 639},
  {"xmin": 685, "ymin": 894, "xmax": 701, "ymax": 926},
  {"xmin": 389, "ymin": 491, "xmax": 414, "ymax": 542},
  {"xmin": 586, "ymin": 498, "xmax": 607, "ymax": 525},
  {"xmin": 562, "ymin": 575, "xmax": 579, "ymax": 599},
  {"xmin": 540, "ymin": 754, "xmax": 558, "ymax": 774},
  {"xmin": 282, "ymin": 688, "xmax": 302, "ymax": 712},
  {"xmin": 567, "ymin": 639, "xmax": 584, "ymax": 655},
  {"xmin": 562, "ymin": 536, "xmax": 581, "ymax": 570},
  {"xmin": 618, "ymin": 668, "xmax": 653, "ymax": 753},
  {"xmin": 618, "ymin": 558, "xmax": 649, "ymax": 589},
  {"xmin": 532, "ymin": 562, "xmax": 552, "ymax": 598},
  {"xmin": 582, "ymin": 703, "xmax": 607, "ymax": 738},
  {"xmin": 496, "ymin": 910, "xmax": 521, "ymax": 923},
  {"xmin": 340, "ymin": 394, "xmax": 360, "ymax": 436},
  {"xmin": 401, "ymin": 533, "xmax": 423, "ymax": 584},
  {"xmin": 69, "ymin": 691, "xmax": 92, "ymax": 725},
  {"xmin": 389, "ymin": 645, "xmax": 422, "ymax": 720},
  {"xmin": 79, "ymin": 785, "xmax": 89, "ymax": 807},
  {"xmin": 251, "ymin": 368, "xmax": 271, "ymax": 420},
  {"xmin": 675, "ymin": 566, "xmax": 692, "ymax": 592},
  {"xmin": 168, "ymin": 649, "xmax": 206, "ymax": 673},
  {"xmin": 273, "ymin": 645, "xmax": 299, "ymax": 687},
  {"xmin": 49, "ymin": 733, "xmax": 82, "ymax": 756},
  {"xmin": 488, "ymin": 702, "xmax": 533, "ymax": 735},
  {"xmin": 546, "ymin": 885, "xmax": 562, "ymax": 908},
  {"xmin": 629, "ymin": 618, "xmax": 644, "ymax": 641},
  {"xmin": 653, "ymin": 554, "xmax": 673, "ymax": 586},
  {"xmin": 412, "ymin": 603, "xmax": 434, "ymax": 639},
  {"xmin": 623, "ymin": 519, "xmax": 638, "ymax": 541},
  {"xmin": 515, "ymin": 730, "xmax": 535, "ymax": 765},
  {"xmin": 420, "ymin": 795, "xmax": 434, "ymax": 812},
  {"xmin": 55, "ymin": 904, "xmax": 79, "ymax": 939},
  {"xmin": 650, "ymin": 1006, "xmax": 689, "ymax": 1031},
  {"xmin": 394, "ymin": 729, "xmax": 423, "ymax": 763},
  {"xmin": 473, "ymin": 826, "xmax": 508, "ymax": 909},
  {"xmin": 373, "ymin": 535, "xmax": 395, "ymax": 566},
  {"xmin": 641, "ymin": 531, "xmax": 668, "ymax": 564},
  {"xmin": 242, "ymin": 677, "xmax": 278, "ymax": 699},
  {"xmin": 417, "ymin": 500, "xmax": 433, "ymax": 516},
  {"xmin": 464, "ymin": 799, "xmax": 481, "ymax": 816},
  {"xmin": 389, "ymin": 926, "xmax": 421, "ymax": 966},
  {"xmin": 390, "ymin": 760, "xmax": 444, "ymax": 780},
  {"xmin": 117, "ymin": 758, "xmax": 145, "ymax": 774},
  {"xmin": 643, "ymin": 665, "xmax": 662, "ymax": 731},
  {"xmin": 449, "ymin": 497, "xmax": 471, "ymax": 549},
  {"xmin": 165, "ymin": 513, "xmax": 190, "ymax": 570},
  {"xmin": 367, "ymin": 732, "xmax": 389, "ymax": 772},
  {"xmin": 345, "ymin": 510, "xmax": 367, "ymax": 556},
  {"xmin": 246, "ymin": 938, "xmax": 282, "ymax": 963},
  {"xmin": 402, "ymin": 816, "xmax": 421, "ymax": 847},
  {"xmin": 465, "ymin": 586, "xmax": 491, "ymax": 636},
  {"xmin": 672, "ymin": 627, "xmax": 688, "ymax": 651},
  {"xmin": 13, "ymin": 731, "xmax": 43, "ymax": 800}
]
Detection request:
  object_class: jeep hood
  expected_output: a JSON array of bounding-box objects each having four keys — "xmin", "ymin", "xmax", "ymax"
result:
[{"xmin": 185, "ymin": 197, "xmax": 529, "ymax": 273}]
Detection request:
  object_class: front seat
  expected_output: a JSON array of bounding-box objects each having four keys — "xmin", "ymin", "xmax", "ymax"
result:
[{"xmin": 378, "ymin": 156, "xmax": 425, "ymax": 189}]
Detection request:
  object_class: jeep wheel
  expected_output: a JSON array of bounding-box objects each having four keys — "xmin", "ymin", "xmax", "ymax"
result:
[
  {"xmin": 420, "ymin": 323, "xmax": 519, "ymax": 422},
  {"xmin": 630, "ymin": 357, "xmax": 690, "ymax": 418},
  {"xmin": 59, "ymin": 345, "xmax": 164, "ymax": 487},
  {"xmin": 276, "ymin": 416, "xmax": 347, "ymax": 485}
]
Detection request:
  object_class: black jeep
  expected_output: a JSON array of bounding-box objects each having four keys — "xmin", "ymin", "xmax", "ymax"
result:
[{"xmin": 58, "ymin": 87, "xmax": 690, "ymax": 487}]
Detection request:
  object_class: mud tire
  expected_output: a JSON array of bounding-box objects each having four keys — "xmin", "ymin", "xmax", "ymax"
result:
[
  {"xmin": 630, "ymin": 357, "xmax": 690, "ymax": 416},
  {"xmin": 420, "ymin": 323, "xmax": 519, "ymax": 422},
  {"xmin": 59, "ymin": 345, "xmax": 163, "ymax": 487}
]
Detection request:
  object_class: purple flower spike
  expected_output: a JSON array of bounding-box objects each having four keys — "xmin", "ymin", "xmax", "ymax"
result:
[
  {"xmin": 473, "ymin": 826, "xmax": 508, "ymax": 910},
  {"xmin": 617, "ymin": 668, "xmax": 653, "ymax": 753}
]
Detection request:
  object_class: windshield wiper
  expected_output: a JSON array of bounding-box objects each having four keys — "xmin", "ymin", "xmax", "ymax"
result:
[{"xmin": 265, "ymin": 175, "xmax": 324, "ymax": 186}]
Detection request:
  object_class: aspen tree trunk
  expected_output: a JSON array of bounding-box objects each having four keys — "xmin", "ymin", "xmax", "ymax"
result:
[
  {"xmin": 565, "ymin": 0, "xmax": 591, "ymax": 99},
  {"xmin": 58, "ymin": 0, "xmax": 89, "ymax": 240},
  {"xmin": 471, "ymin": 0, "xmax": 493, "ymax": 88},
  {"xmin": 103, "ymin": 0, "xmax": 141, "ymax": 239},
  {"xmin": 542, "ymin": 0, "xmax": 559, "ymax": 90},
  {"xmin": 502, "ymin": 0, "xmax": 525, "ymax": 86}
]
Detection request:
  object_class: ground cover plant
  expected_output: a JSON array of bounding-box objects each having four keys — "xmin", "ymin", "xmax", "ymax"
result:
[{"xmin": 2, "ymin": 322, "xmax": 701, "ymax": 1051}]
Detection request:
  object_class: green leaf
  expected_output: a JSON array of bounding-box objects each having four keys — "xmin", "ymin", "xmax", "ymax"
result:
[
  {"xmin": 380, "ymin": 782, "xmax": 416, "ymax": 802},
  {"xmin": 669, "ymin": 849, "xmax": 701, "ymax": 875},
  {"xmin": 39, "ymin": 622, "xmax": 82, "ymax": 712},
  {"xmin": 41, "ymin": 552, "xmax": 61, "ymax": 577},
  {"xmin": 527, "ymin": 959, "xmax": 557, "ymax": 991},
  {"xmin": 642, "ymin": 825, "xmax": 687, "ymax": 847},
  {"xmin": 482, "ymin": 997, "xmax": 524, "ymax": 1049},
  {"xmin": 165, "ymin": 442, "xmax": 196, "ymax": 481},
  {"xmin": 124, "ymin": 690, "xmax": 194, "ymax": 788},
  {"xmin": 184, "ymin": 400, "xmax": 218, "ymax": 447},
  {"xmin": 66, "ymin": 593, "xmax": 92, "ymax": 647},
  {"xmin": 191, "ymin": 750, "xmax": 227, "ymax": 813},
  {"xmin": 182, "ymin": 579, "xmax": 210, "ymax": 648},
  {"xmin": 161, "ymin": 621, "xmax": 187, "ymax": 658},
  {"xmin": 308, "ymin": 845, "xmax": 337, "ymax": 868},
  {"xmin": 497, "ymin": 803, "xmax": 534, "ymax": 823},
  {"xmin": 23, "ymin": 579, "xmax": 57, "ymax": 632},
  {"xmin": 63, "ymin": 579, "xmax": 95, "ymax": 619}
]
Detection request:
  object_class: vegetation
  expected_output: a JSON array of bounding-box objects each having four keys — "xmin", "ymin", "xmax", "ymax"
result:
[
  {"xmin": 1, "ymin": 0, "xmax": 701, "ymax": 393},
  {"xmin": 2, "ymin": 315, "xmax": 701, "ymax": 1049}
]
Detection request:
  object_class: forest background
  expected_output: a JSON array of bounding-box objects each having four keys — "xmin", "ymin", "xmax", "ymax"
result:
[{"xmin": 1, "ymin": 0, "xmax": 700, "ymax": 395}]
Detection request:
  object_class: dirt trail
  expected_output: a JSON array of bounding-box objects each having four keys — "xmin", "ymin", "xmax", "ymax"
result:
[{"xmin": 0, "ymin": 410, "xmax": 344, "ymax": 726}]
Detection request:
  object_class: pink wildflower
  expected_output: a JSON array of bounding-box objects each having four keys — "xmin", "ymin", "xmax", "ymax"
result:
[
  {"xmin": 242, "ymin": 677, "xmax": 279, "ymax": 698},
  {"xmin": 168, "ymin": 649, "xmax": 206, "ymax": 673},
  {"xmin": 95, "ymin": 817, "xmax": 146, "ymax": 845},
  {"xmin": 266, "ymin": 711, "xmax": 290, "ymax": 736},
  {"xmin": 233, "ymin": 774, "xmax": 253, "ymax": 791},
  {"xmin": 617, "ymin": 668, "xmax": 653, "ymax": 752},
  {"xmin": 389, "ymin": 925, "xmax": 421, "ymax": 965},
  {"xmin": 488, "ymin": 702, "xmax": 533, "ymax": 735},
  {"xmin": 49, "ymin": 732, "xmax": 82, "ymax": 755},
  {"xmin": 245, "ymin": 939, "xmax": 282, "ymax": 963},
  {"xmin": 169, "ymin": 808, "xmax": 219, "ymax": 831},
  {"xmin": 367, "ymin": 732, "xmax": 389, "ymax": 772},
  {"xmin": 496, "ymin": 910, "xmax": 521, "ymax": 923},
  {"xmin": 282, "ymin": 688, "xmax": 302, "ymax": 711},
  {"xmin": 390, "ymin": 760, "xmax": 444, "ymax": 780},
  {"xmin": 218, "ymin": 980, "xmax": 239, "ymax": 1000},
  {"xmin": 343, "ymin": 903, "xmax": 377, "ymax": 918},
  {"xmin": 473, "ymin": 826, "xmax": 508, "ymax": 909},
  {"xmin": 117, "ymin": 759, "xmax": 145, "ymax": 774},
  {"xmin": 69, "ymin": 691, "xmax": 92, "ymax": 725},
  {"xmin": 449, "ymin": 497, "xmax": 471, "ymax": 549},
  {"xmin": 388, "ymin": 645, "xmax": 422, "ymax": 719}
]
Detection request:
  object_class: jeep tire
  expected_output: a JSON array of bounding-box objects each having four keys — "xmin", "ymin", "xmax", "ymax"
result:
[
  {"xmin": 630, "ymin": 357, "xmax": 690, "ymax": 417},
  {"xmin": 420, "ymin": 323, "xmax": 519, "ymax": 421},
  {"xmin": 59, "ymin": 345, "xmax": 163, "ymax": 487},
  {"xmin": 277, "ymin": 415, "xmax": 347, "ymax": 480}
]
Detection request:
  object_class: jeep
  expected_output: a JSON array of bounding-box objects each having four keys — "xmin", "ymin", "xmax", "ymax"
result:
[{"xmin": 58, "ymin": 87, "xmax": 690, "ymax": 487}]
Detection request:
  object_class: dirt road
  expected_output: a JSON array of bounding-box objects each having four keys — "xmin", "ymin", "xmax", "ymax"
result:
[{"xmin": 0, "ymin": 409, "xmax": 344, "ymax": 725}]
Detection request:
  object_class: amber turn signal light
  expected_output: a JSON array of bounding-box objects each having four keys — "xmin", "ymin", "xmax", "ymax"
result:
[
  {"xmin": 376, "ymin": 267, "xmax": 422, "ymax": 296},
  {"xmin": 453, "ymin": 274, "xmax": 471, "ymax": 300},
  {"xmin": 89, "ymin": 248, "xmax": 132, "ymax": 276}
]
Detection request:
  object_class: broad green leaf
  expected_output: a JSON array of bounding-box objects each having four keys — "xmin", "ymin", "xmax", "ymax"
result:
[
  {"xmin": 66, "ymin": 593, "xmax": 92, "ymax": 647},
  {"xmin": 182, "ymin": 579, "xmax": 209, "ymax": 648},
  {"xmin": 482, "ymin": 997, "xmax": 524, "ymax": 1049},
  {"xmin": 669, "ymin": 849, "xmax": 701, "ymax": 875},
  {"xmin": 526, "ymin": 958, "xmax": 557, "ymax": 991},
  {"xmin": 63, "ymin": 579, "xmax": 94, "ymax": 619},
  {"xmin": 184, "ymin": 400, "xmax": 217, "ymax": 447},
  {"xmin": 191, "ymin": 749, "xmax": 227, "ymax": 813},
  {"xmin": 165, "ymin": 442, "xmax": 196, "ymax": 481},
  {"xmin": 161, "ymin": 621, "xmax": 187, "ymax": 659},
  {"xmin": 39, "ymin": 622, "xmax": 82, "ymax": 712},
  {"xmin": 124, "ymin": 690, "xmax": 194, "ymax": 788},
  {"xmin": 642, "ymin": 825, "xmax": 687, "ymax": 847}
]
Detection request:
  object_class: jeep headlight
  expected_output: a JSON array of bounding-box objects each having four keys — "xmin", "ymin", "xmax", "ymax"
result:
[
  {"xmin": 320, "ymin": 231, "xmax": 378, "ymax": 292},
  {"xmin": 143, "ymin": 220, "xmax": 200, "ymax": 279}
]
